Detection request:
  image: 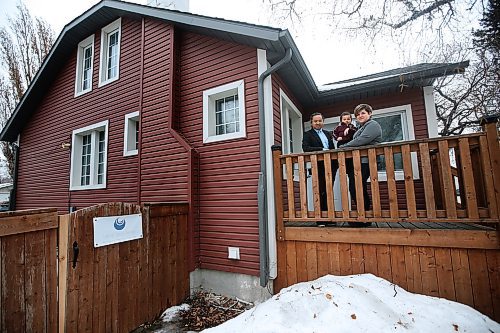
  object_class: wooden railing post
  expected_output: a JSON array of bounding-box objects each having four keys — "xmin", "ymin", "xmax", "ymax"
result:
[
  {"xmin": 480, "ymin": 115, "xmax": 500, "ymax": 228},
  {"xmin": 272, "ymin": 145, "xmax": 285, "ymax": 241}
]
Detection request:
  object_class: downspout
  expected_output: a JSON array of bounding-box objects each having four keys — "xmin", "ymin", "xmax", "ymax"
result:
[
  {"xmin": 9, "ymin": 142, "xmax": 19, "ymax": 211},
  {"xmin": 258, "ymin": 47, "xmax": 292, "ymax": 287}
]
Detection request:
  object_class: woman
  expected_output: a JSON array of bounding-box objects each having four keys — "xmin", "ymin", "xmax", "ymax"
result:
[{"xmin": 341, "ymin": 104, "xmax": 382, "ymax": 227}]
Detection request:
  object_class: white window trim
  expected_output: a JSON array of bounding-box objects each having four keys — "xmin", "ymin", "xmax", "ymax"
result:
[
  {"xmin": 423, "ymin": 86, "xmax": 439, "ymax": 138},
  {"xmin": 70, "ymin": 120, "xmax": 109, "ymax": 191},
  {"xmin": 74, "ymin": 35, "xmax": 94, "ymax": 97},
  {"xmin": 280, "ymin": 89, "xmax": 303, "ymax": 181},
  {"xmin": 202, "ymin": 79, "xmax": 246, "ymax": 143},
  {"xmin": 98, "ymin": 18, "xmax": 121, "ymax": 87},
  {"xmin": 123, "ymin": 111, "xmax": 139, "ymax": 156}
]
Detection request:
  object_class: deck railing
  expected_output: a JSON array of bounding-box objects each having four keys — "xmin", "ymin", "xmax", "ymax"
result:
[{"xmin": 272, "ymin": 119, "xmax": 500, "ymax": 234}]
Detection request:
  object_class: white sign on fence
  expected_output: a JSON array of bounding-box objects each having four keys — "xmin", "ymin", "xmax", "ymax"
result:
[{"xmin": 93, "ymin": 213, "xmax": 143, "ymax": 247}]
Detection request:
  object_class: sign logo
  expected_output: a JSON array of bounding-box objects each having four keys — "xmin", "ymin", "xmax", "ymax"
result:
[{"xmin": 113, "ymin": 218, "xmax": 126, "ymax": 230}]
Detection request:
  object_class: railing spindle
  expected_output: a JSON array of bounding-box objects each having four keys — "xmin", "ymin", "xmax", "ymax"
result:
[
  {"xmin": 402, "ymin": 144, "xmax": 417, "ymax": 219},
  {"xmin": 324, "ymin": 153, "xmax": 335, "ymax": 220},
  {"xmin": 298, "ymin": 155, "xmax": 309, "ymax": 219},
  {"xmin": 352, "ymin": 150, "xmax": 365, "ymax": 219},
  {"xmin": 419, "ymin": 143, "xmax": 436, "ymax": 219},
  {"xmin": 458, "ymin": 138, "xmax": 479, "ymax": 219},
  {"xmin": 309, "ymin": 155, "xmax": 319, "ymax": 219},
  {"xmin": 337, "ymin": 152, "xmax": 349, "ymax": 219},
  {"xmin": 384, "ymin": 146, "xmax": 399, "ymax": 219},
  {"xmin": 438, "ymin": 140, "xmax": 458, "ymax": 219},
  {"xmin": 285, "ymin": 157, "xmax": 295, "ymax": 219},
  {"xmin": 368, "ymin": 148, "xmax": 381, "ymax": 218}
]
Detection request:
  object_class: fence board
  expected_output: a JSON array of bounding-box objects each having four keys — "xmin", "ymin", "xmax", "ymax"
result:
[
  {"xmin": 450, "ymin": 249, "xmax": 474, "ymax": 308},
  {"xmin": 468, "ymin": 250, "xmax": 494, "ymax": 319},
  {"xmin": 351, "ymin": 244, "xmax": 365, "ymax": 274},
  {"xmin": 375, "ymin": 245, "xmax": 392, "ymax": 282},
  {"xmin": 419, "ymin": 247, "xmax": 439, "ymax": 297},
  {"xmin": 305, "ymin": 242, "xmax": 318, "ymax": 281},
  {"xmin": 338, "ymin": 243, "xmax": 353, "ymax": 275},
  {"xmin": 285, "ymin": 242, "xmax": 297, "ymax": 286},
  {"xmin": 485, "ymin": 251, "xmax": 500, "ymax": 320},
  {"xmin": 390, "ymin": 245, "xmax": 407, "ymax": 290},
  {"xmin": 434, "ymin": 248, "xmax": 456, "ymax": 301},
  {"xmin": 317, "ymin": 243, "xmax": 329, "ymax": 277},
  {"xmin": 327, "ymin": 243, "xmax": 341, "ymax": 275}
]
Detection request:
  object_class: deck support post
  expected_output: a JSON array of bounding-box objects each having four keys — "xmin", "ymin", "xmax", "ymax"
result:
[{"xmin": 480, "ymin": 115, "xmax": 500, "ymax": 230}]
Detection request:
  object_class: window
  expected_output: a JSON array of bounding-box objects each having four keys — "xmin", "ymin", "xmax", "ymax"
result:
[
  {"xmin": 98, "ymin": 18, "xmax": 121, "ymax": 87},
  {"xmin": 75, "ymin": 35, "xmax": 94, "ymax": 96},
  {"xmin": 280, "ymin": 89, "xmax": 302, "ymax": 154},
  {"xmin": 124, "ymin": 111, "xmax": 139, "ymax": 156},
  {"xmin": 203, "ymin": 80, "xmax": 246, "ymax": 143},
  {"xmin": 70, "ymin": 120, "xmax": 109, "ymax": 190},
  {"xmin": 370, "ymin": 105, "xmax": 419, "ymax": 180}
]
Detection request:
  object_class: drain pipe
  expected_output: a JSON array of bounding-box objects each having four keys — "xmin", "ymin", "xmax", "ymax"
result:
[
  {"xmin": 8, "ymin": 142, "xmax": 19, "ymax": 211},
  {"xmin": 258, "ymin": 47, "xmax": 292, "ymax": 287}
]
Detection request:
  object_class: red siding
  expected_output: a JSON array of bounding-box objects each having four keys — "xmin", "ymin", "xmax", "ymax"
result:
[
  {"xmin": 16, "ymin": 18, "xmax": 144, "ymax": 211},
  {"xmin": 140, "ymin": 20, "xmax": 188, "ymax": 203},
  {"xmin": 178, "ymin": 31, "xmax": 260, "ymax": 276}
]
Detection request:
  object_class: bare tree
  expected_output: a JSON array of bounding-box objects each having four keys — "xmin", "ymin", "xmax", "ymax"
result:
[{"xmin": 0, "ymin": 1, "xmax": 55, "ymax": 179}]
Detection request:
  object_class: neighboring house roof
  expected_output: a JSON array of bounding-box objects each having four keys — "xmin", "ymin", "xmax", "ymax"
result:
[
  {"xmin": 317, "ymin": 61, "xmax": 469, "ymax": 104},
  {"xmin": 0, "ymin": 183, "xmax": 13, "ymax": 191},
  {"xmin": 0, "ymin": 0, "xmax": 468, "ymax": 142}
]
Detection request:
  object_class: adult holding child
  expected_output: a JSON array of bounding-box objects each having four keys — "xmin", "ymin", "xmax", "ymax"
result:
[{"xmin": 341, "ymin": 104, "xmax": 382, "ymax": 227}]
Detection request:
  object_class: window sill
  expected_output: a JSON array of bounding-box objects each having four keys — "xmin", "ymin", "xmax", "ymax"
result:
[
  {"xmin": 70, "ymin": 183, "xmax": 107, "ymax": 191},
  {"xmin": 123, "ymin": 149, "xmax": 138, "ymax": 157},
  {"xmin": 203, "ymin": 132, "xmax": 246, "ymax": 144}
]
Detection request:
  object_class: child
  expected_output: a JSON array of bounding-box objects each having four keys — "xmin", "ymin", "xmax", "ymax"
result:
[{"xmin": 333, "ymin": 111, "xmax": 357, "ymax": 147}]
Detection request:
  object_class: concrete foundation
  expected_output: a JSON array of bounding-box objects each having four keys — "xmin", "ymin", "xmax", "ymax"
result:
[{"xmin": 190, "ymin": 269, "xmax": 274, "ymax": 304}]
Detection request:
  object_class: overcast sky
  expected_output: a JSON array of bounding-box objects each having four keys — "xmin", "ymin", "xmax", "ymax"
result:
[
  {"xmin": 0, "ymin": 0, "xmax": 484, "ymax": 85},
  {"xmin": 0, "ymin": 0, "xmax": 419, "ymax": 85}
]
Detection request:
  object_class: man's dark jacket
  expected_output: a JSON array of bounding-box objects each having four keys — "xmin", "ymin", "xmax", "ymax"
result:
[{"xmin": 302, "ymin": 128, "xmax": 335, "ymax": 152}]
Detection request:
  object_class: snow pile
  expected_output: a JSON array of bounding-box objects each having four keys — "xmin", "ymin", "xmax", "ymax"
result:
[{"xmin": 203, "ymin": 274, "xmax": 499, "ymax": 333}]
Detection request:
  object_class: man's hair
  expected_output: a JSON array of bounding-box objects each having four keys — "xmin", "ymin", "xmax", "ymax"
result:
[
  {"xmin": 353, "ymin": 104, "xmax": 373, "ymax": 116},
  {"xmin": 310, "ymin": 112, "xmax": 324, "ymax": 122},
  {"xmin": 340, "ymin": 111, "xmax": 352, "ymax": 122}
]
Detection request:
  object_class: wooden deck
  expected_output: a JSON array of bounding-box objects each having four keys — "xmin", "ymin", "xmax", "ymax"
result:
[{"xmin": 272, "ymin": 119, "xmax": 500, "ymax": 321}]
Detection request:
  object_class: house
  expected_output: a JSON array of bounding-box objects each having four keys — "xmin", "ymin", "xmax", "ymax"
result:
[{"xmin": 0, "ymin": 0, "xmax": 468, "ymax": 302}]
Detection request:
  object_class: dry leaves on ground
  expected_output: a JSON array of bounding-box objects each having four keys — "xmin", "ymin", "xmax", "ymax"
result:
[{"xmin": 180, "ymin": 291, "xmax": 253, "ymax": 331}]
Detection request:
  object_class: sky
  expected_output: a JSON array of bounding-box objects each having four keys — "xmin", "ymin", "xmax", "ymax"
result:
[
  {"xmin": 0, "ymin": 0, "xmax": 437, "ymax": 86},
  {"xmin": 158, "ymin": 274, "xmax": 499, "ymax": 332}
]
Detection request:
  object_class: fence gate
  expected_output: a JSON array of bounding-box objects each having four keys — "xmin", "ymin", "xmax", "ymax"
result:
[{"xmin": 60, "ymin": 202, "xmax": 189, "ymax": 333}]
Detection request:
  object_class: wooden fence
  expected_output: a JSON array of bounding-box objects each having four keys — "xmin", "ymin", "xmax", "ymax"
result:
[
  {"xmin": 0, "ymin": 202, "xmax": 189, "ymax": 333},
  {"xmin": 0, "ymin": 208, "xmax": 58, "ymax": 333}
]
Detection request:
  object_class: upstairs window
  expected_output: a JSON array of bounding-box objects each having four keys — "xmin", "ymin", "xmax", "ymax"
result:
[
  {"xmin": 99, "ymin": 18, "xmax": 121, "ymax": 87},
  {"xmin": 203, "ymin": 80, "xmax": 246, "ymax": 143},
  {"xmin": 75, "ymin": 35, "xmax": 94, "ymax": 96},
  {"xmin": 70, "ymin": 120, "xmax": 108, "ymax": 190},
  {"xmin": 123, "ymin": 111, "xmax": 139, "ymax": 156}
]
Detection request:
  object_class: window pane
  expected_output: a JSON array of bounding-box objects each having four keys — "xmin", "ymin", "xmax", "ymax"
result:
[
  {"xmin": 374, "ymin": 114, "xmax": 404, "ymax": 171},
  {"xmin": 82, "ymin": 46, "xmax": 92, "ymax": 90},
  {"xmin": 214, "ymin": 94, "xmax": 240, "ymax": 136},
  {"xmin": 97, "ymin": 131, "xmax": 105, "ymax": 184},
  {"xmin": 377, "ymin": 115, "xmax": 403, "ymax": 142},
  {"xmin": 134, "ymin": 120, "xmax": 139, "ymax": 150},
  {"xmin": 107, "ymin": 30, "xmax": 119, "ymax": 79},
  {"xmin": 80, "ymin": 134, "xmax": 91, "ymax": 186}
]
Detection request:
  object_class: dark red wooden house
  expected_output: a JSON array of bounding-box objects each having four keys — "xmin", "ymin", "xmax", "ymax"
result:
[{"xmin": 0, "ymin": 0, "xmax": 467, "ymax": 301}]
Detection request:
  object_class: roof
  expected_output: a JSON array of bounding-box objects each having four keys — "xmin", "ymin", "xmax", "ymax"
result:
[
  {"xmin": 0, "ymin": 0, "xmax": 468, "ymax": 142},
  {"xmin": 317, "ymin": 61, "xmax": 469, "ymax": 104}
]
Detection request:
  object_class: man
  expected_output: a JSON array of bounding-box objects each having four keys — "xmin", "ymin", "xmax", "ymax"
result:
[{"xmin": 302, "ymin": 112, "xmax": 338, "ymax": 226}]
